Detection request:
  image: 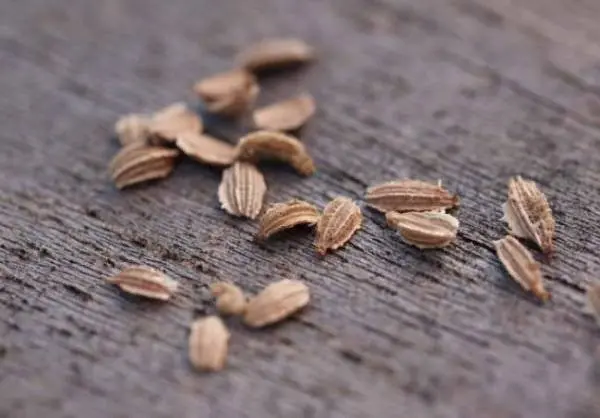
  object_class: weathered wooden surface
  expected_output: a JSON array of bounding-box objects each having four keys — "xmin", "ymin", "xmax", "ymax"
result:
[{"xmin": 1, "ymin": 0, "xmax": 600, "ymax": 417}]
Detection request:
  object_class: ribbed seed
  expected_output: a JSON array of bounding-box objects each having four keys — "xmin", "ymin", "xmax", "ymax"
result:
[
  {"xmin": 386, "ymin": 211, "xmax": 459, "ymax": 249},
  {"xmin": 257, "ymin": 199, "xmax": 320, "ymax": 240},
  {"xmin": 188, "ymin": 316, "xmax": 230, "ymax": 372},
  {"xmin": 218, "ymin": 162, "xmax": 267, "ymax": 219},
  {"xmin": 253, "ymin": 93, "xmax": 316, "ymax": 132},
  {"xmin": 106, "ymin": 265, "xmax": 178, "ymax": 300},
  {"xmin": 243, "ymin": 280, "xmax": 310, "ymax": 328},
  {"xmin": 365, "ymin": 179, "xmax": 459, "ymax": 213},
  {"xmin": 108, "ymin": 143, "xmax": 179, "ymax": 189},
  {"xmin": 237, "ymin": 38, "xmax": 315, "ymax": 72},
  {"xmin": 316, "ymin": 197, "xmax": 362, "ymax": 255}
]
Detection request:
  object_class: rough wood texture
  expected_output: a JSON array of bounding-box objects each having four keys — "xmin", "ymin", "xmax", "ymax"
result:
[{"xmin": 1, "ymin": 0, "xmax": 600, "ymax": 417}]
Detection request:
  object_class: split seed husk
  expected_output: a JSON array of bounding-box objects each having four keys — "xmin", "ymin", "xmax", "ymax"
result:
[
  {"xmin": 386, "ymin": 211, "xmax": 459, "ymax": 249},
  {"xmin": 365, "ymin": 179, "xmax": 459, "ymax": 213},
  {"xmin": 148, "ymin": 102, "xmax": 203, "ymax": 143},
  {"xmin": 493, "ymin": 235, "xmax": 550, "ymax": 302},
  {"xmin": 176, "ymin": 132, "xmax": 238, "ymax": 167},
  {"xmin": 106, "ymin": 265, "xmax": 178, "ymax": 300},
  {"xmin": 108, "ymin": 143, "xmax": 179, "ymax": 189},
  {"xmin": 243, "ymin": 279, "xmax": 310, "ymax": 328},
  {"xmin": 188, "ymin": 316, "xmax": 230, "ymax": 372},
  {"xmin": 253, "ymin": 93, "xmax": 316, "ymax": 132},
  {"xmin": 210, "ymin": 282, "xmax": 247, "ymax": 316},
  {"xmin": 218, "ymin": 162, "xmax": 267, "ymax": 219},
  {"xmin": 502, "ymin": 176, "xmax": 555, "ymax": 254},
  {"xmin": 237, "ymin": 130, "xmax": 315, "ymax": 176},
  {"xmin": 257, "ymin": 199, "xmax": 320, "ymax": 240},
  {"xmin": 316, "ymin": 197, "xmax": 362, "ymax": 255},
  {"xmin": 237, "ymin": 38, "xmax": 315, "ymax": 72},
  {"xmin": 587, "ymin": 283, "xmax": 600, "ymax": 324},
  {"xmin": 193, "ymin": 69, "xmax": 259, "ymax": 117},
  {"xmin": 115, "ymin": 113, "xmax": 151, "ymax": 146}
]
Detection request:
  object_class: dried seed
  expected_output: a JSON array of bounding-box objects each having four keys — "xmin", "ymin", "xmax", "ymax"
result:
[
  {"xmin": 108, "ymin": 143, "xmax": 179, "ymax": 189},
  {"xmin": 237, "ymin": 131, "xmax": 315, "ymax": 176},
  {"xmin": 386, "ymin": 211, "xmax": 459, "ymax": 249},
  {"xmin": 237, "ymin": 38, "xmax": 315, "ymax": 72},
  {"xmin": 115, "ymin": 113, "xmax": 151, "ymax": 146},
  {"xmin": 502, "ymin": 176, "xmax": 555, "ymax": 254},
  {"xmin": 316, "ymin": 197, "xmax": 362, "ymax": 255},
  {"xmin": 193, "ymin": 69, "xmax": 259, "ymax": 117},
  {"xmin": 106, "ymin": 265, "xmax": 178, "ymax": 300},
  {"xmin": 188, "ymin": 316, "xmax": 230, "ymax": 372},
  {"xmin": 257, "ymin": 199, "xmax": 320, "ymax": 240},
  {"xmin": 365, "ymin": 179, "xmax": 459, "ymax": 213},
  {"xmin": 176, "ymin": 132, "xmax": 238, "ymax": 167},
  {"xmin": 493, "ymin": 235, "xmax": 550, "ymax": 302},
  {"xmin": 218, "ymin": 162, "xmax": 267, "ymax": 219},
  {"xmin": 148, "ymin": 102, "xmax": 202, "ymax": 142},
  {"xmin": 253, "ymin": 93, "xmax": 316, "ymax": 132},
  {"xmin": 243, "ymin": 280, "xmax": 310, "ymax": 328},
  {"xmin": 587, "ymin": 283, "xmax": 600, "ymax": 324},
  {"xmin": 210, "ymin": 282, "xmax": 247, "ymax": 316}
]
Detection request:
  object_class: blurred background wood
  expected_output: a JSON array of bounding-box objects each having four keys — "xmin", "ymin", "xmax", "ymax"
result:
[{"xmin": 1, "ymin": 0, "xmax": 600, "ymax": 417}]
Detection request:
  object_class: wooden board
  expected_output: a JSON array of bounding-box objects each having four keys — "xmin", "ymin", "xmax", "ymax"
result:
[{"xmin": 1, "ymin": 0, "xmax": 600, "ymax": 417}]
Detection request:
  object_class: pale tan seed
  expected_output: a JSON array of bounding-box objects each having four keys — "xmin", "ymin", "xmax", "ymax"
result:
[
  {"xmin": 502, "ymin": 176, "xmax": 555, "ymax": 254},
  {"xmin": 176, "ymin": 132, "xmax": 238, "ymax": 167},
  {"xmin": 243, "ymin": 280, "xmax": 310, "ymax": 328},
  {"xmin": 193, "ymin": 69, "xmax": 259, "ymax": 117},
  {"xmin": 365, "ymin": 179, "xmax": 459, "ymax": 213},
  {"xmin": 253, "ymin": 93, "xmax": 316, "ymax": 132},
  {"xmin": 257, "ymin": 199, "xmax": 320, "ymax": 240},
  {"xmin": 386, "ymin": 211, "xmax": 459, "ymax": 249},
  {"xmin": 115, "ymin": 113, "xmax": 151, "ymax": 145},
  {"xmin": 210, "ymin": 282, "xmax": 247, "ymax": 316},
  {"xmin": 586, "ymin": 283, "xmax": 600, "ymax": 324},
  {"xmin": 189, "ymin": 316, "xmax": 230, "ymax": 372},
  {"xmin": 108, "ymin": 143, "xmax": 179, "ymax": 189},
  {"xmin": 236, "ymin": 131, "xmax": 315, "ymax": 176},
  {"xmin": 106, "ymin": 265, "xmax": 178, "ymax": 300},
  {"xmin": 218, "ymin": 162, "xmax": 267, "ymax": 219},
  {"xmin": 237, "ymin": 38, "xmax": 315, "ymax": 72},
  {"xmin": 316, "ymin": 197, "xmax": 362, "ymax": 255},
  {"xmin": 493, "ymin": 235, "xmax": 550, "ymax": 302},
  {"xmin": 148, "ymin": 102, "xmax": 202, "ymax": 142}
]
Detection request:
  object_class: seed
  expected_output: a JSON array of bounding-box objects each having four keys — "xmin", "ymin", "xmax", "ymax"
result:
[
  {"xmin": 108, "ymin": 143, "xmax": 179, "ymax": 189},
  {"xmin": 236, "ymin": 131, "xmax": 315, "ymax": 176},
  {"xmin": 237, "ymin": 38, "xmax": 315, "ymax": 72},
  {"xmin": 502, "ymin": 176, "xmax": 555, "ymax": 254},
  {"xmin": 114, "ymin": 113, "xmax": 151, "ymax": 146},
  {"xmin": 188, "ymin": 316, "xmax": 230, "ymax": 372},
  {"xmin": 147, "ymin": 102, "xmax": 202, "ymax": 143},
  {"xmin": 175, "ymin": 132, "xmax": 238, "ymax": 167},
  {"xmin": 386, "ymin": 211, "xmax": 459, "ymax": 249},
  {"xmin": 587, "ymin": 283, "xmax": 600, "ymax": 324},
  {"xmin": 210, "ymin": 282, "xmax": 247, "ymax": 316},
  {"xmin": 253, "ymin": 93, "xmax": 316, "ymax": 132},
  {"xmin": 193, "ymin": 69, "xmax": 259, "ymax": 117},
  {"xmin": 106, "ymin": 265, "xmax": 178, "ymax": 300},
  {"xmin": 243, "ymin": 280, "xmax": 310, "ymax": 328},
  {"xmin": 316, "ymin": 197, "xmax": 362, "ymax": 255},
  {"xmin": 218, "ymin": 162, "xmax": 267, "ymax": 219},
  {"xmin": 257, "ymin": 199, "xmax": 320, "ymax": 240},
  {"xmin": 365, "ymin": 179, "xmax": 459, "ymax": 213},
  {"xmin": 493, "ymin": 235, "xmax": 550, "ymax": 302}
]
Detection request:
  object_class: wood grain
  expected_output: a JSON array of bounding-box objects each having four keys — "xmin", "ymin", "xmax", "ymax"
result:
[{"xmin": 1, "ymin": 0, "xmax": 600, "ymax": 417}]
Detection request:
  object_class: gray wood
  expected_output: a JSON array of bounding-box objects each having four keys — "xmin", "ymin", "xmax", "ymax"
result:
[{"xmin": 1, "ymin": 0, "xmax": 600, "ymax": 417}]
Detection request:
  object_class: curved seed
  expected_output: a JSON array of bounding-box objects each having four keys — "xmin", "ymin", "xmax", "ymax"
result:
[
  {"xmin": 108, "ymin": 143, "xmax": 179, "ymax": 189},
  {"xmin": 316, "ymin": 197, "xmax": 362, "ymax": 255},
  {"xmin": 106, "ymin": 265, "xmax": 178, "ymax": 300},
  {"xmin": 210, "ymin": 282, "xmax": 247, "ymax": 316},
  {"xmin": 237, "ymin": 38, "xmax": 315, "ymax": 72},
  {"xmin": 148, "ymin": 102, "xmax": 202, "ymax": 142},
  {"xmin": 218, "ymin": 162, "xmax": 267, "ymax": 219},
  {"xmin": 243, "ymin": 280, "xmax": 310, "ymax": 328},
  {"xmin": 176, "ymin": 132, "xmax": 238, "ymax": 167},
  {"xmin": 386, "ymin": 211, "xmax": 459, "ymax": 249},
  {"xmin": 257, "ymin": 199, "xmax": 320, "ymax": 240},
  {"xmin": 253, "ymin": 93, "xmax": 316, "ymax": 132}
]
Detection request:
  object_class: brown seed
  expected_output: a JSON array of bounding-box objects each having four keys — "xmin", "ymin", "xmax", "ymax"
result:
[
  {"xmin": 253, "ymin": 93, "xmax": 316, "ymax": 132},
  {"xmin": 210, "ymin": 282, "xmax": 247, "ymax": 316},
  {"xmin": 257, "ymin": 199, "xmax": 320, "ymax": 240},
  {"xmin": 587, "ymin": 283, "xmax": 600, "ymax": 324},
  {"xmin": 218, "ymin": 162, "xmax": 267, "ymax": 219},
  {"xmin": 148, "ymin": 102, "xmax": 202, "ymax": 143},
  {"xmin": 493, "ymin": 235, "xmax": 550, "ymax": 302},
  {"xmin": 237, "ymin": 38, "xmax": 315, "ymax": 72},
  {"xmin": 108, "ymin": 143, "xmax": 179, "ymax": 189},
  {"xmin": 316, "ymin": 197, "xmax": 362, "ymax": 255},
  {"xmin": 502, "ymin": 176, "xmax": 555, "ymax": 254},
  {"xmin": 243, "ymin": 280, "xmax": 310, "ymax": 328},
  {"xmin": 365, "ymin": 179, "xmax": 459, "ymax": 213},
  {"xmin": 236, "ymin": 131, "xmax": 315, "ymax": 176},
  {"xmin": 188, "ymin": 316, "xmax": 230, "ymax": 372},
  {"xmin": 176, "ymin": 132, "xmax": 238, "ymax": 167},
  {"xmin": 106, "ymin": 265, "xmax": 178, "ymax": 300},
  {"xmin": 115, "ymin": 113, "xmax": 151, "ymax": 146},
  {"xmin": 193, "ymin": 69, "xmax": 259, "ymax": 117},
  {"xmin": 386, "ymin": 211, "xmax": 459, "ymax": 249}
]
